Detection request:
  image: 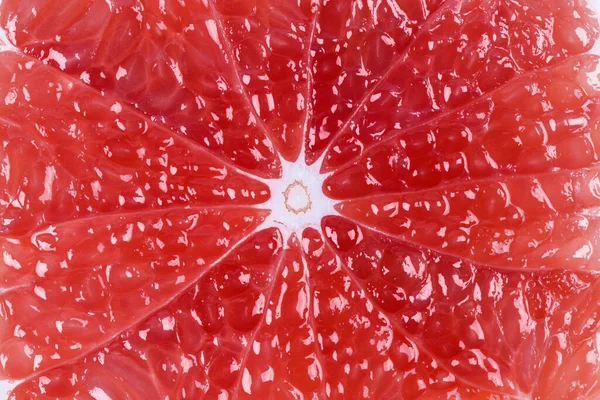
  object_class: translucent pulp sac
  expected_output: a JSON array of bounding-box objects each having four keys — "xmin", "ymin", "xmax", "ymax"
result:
[{"xmin": 261, "ymin": 157, "xmax": 335, "ymax": 240}]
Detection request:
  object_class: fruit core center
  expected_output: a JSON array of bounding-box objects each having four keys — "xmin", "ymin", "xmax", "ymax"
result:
[
  {"xmin": 283, "ymin": 180, "xmax": 311, "ymax": 214},
  {"xmin": 261, "ymin": 157, "xmax": 336, "ymax": 240}
]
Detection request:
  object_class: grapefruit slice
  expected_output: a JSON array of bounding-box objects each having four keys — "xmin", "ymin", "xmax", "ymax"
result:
[{"xmin": 0, "ymin": 0, "xmax": 599, "ymax": 399}]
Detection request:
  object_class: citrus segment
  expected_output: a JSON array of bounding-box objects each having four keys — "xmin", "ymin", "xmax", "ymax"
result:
[
  {"xmin": 0, "ymin": 52, "xmax": 271, "ymax": 236},
  {"xmin": 304, "ymin": 0, "xmax": 446, "ymax": 165},
  {"xmin": 0, "ymin": 206, "xmax": 268, "ymax": 379},
  {"xmin": 325, "ymin": 55, "xmax": 600, "ymax": 199},
  {"xmin": 0, "ymin": 0, "xmax": 283, "ymax": 177},
  {"xmin": 319, "ymin": 0, "xmax": 600, "ymax": 171},
  {"xmin": 213, "ymin": 0, "xmax": 316, "ymax": 161},
  {"xmin": 335, "ymin": 166, "xmax": 600, "ymax": 271},
  {"xmin": 4, "ymin": 228, "xmax": 283, "ymax": 398},
  {"xmin": 322, "ymin": 215, "xmax": 600, "ymax": 398}
]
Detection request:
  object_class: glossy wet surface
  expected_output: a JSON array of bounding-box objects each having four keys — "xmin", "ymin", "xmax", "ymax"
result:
[{"xmin": 1, "ymin": 0, "xmax": 600, "ymax": 399}]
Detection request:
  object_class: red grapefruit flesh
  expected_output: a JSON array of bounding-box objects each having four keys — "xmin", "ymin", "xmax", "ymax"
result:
[
  {"xmin": 318, "ymin": 0, "xmax": 600, "ymax": 171},
  {"xmin": 305, "ymin": 0, "xmax": 447, "ymax": 165},
  {"xmin": 7, "ymin": 228, "xmax": 284, "ymax": 399},
  {"xmin": 0, "ymin": 51, "xmax": 270, "ymax": 237},
  {"xmin": 1, "ymin": 0, "xmax": 290, "ymax": 177},
  {"xmin": 0, "ymin": 0, "xmax": 599, "ymax": 399}
]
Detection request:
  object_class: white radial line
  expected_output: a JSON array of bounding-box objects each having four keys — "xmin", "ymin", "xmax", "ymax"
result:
[
  {"xmin": 252, "ymin": 11, "xmax": 339, "ymax": 245},
  {"xmin": 257, "ymin": 9, "xmax": 336, "ymax": 244}
]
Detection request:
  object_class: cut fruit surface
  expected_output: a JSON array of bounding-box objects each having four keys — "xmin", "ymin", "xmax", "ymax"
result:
[
  {"xmin": 0, "ymin": 52, "xmax": 271, "ymax": 236},
  {"xmin": 0, "ymin": 203, "xmax": 268, "ymax": 377},
  {"xmin": 318, "ymin": 0, "xmax": 600, "ymax": 172},
  {"xmin": 1, "ymin": 0, "xmax": 600, "ymax": 399}
]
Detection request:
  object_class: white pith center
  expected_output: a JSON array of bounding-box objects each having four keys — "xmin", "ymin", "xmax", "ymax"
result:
[{"xmin": 261, "ymin": 155, "xmax": 336, "ymax": 241}]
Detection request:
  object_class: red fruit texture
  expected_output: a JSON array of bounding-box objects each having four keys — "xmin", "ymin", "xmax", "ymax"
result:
[{"xmin": 0, "ymin": 0, "xmax": 600, "ymax": 399}]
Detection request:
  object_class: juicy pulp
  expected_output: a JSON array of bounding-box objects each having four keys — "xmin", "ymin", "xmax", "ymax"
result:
[{"xmin": 0, "ymin": 0, "xmax": 600, "ymax": 399}]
